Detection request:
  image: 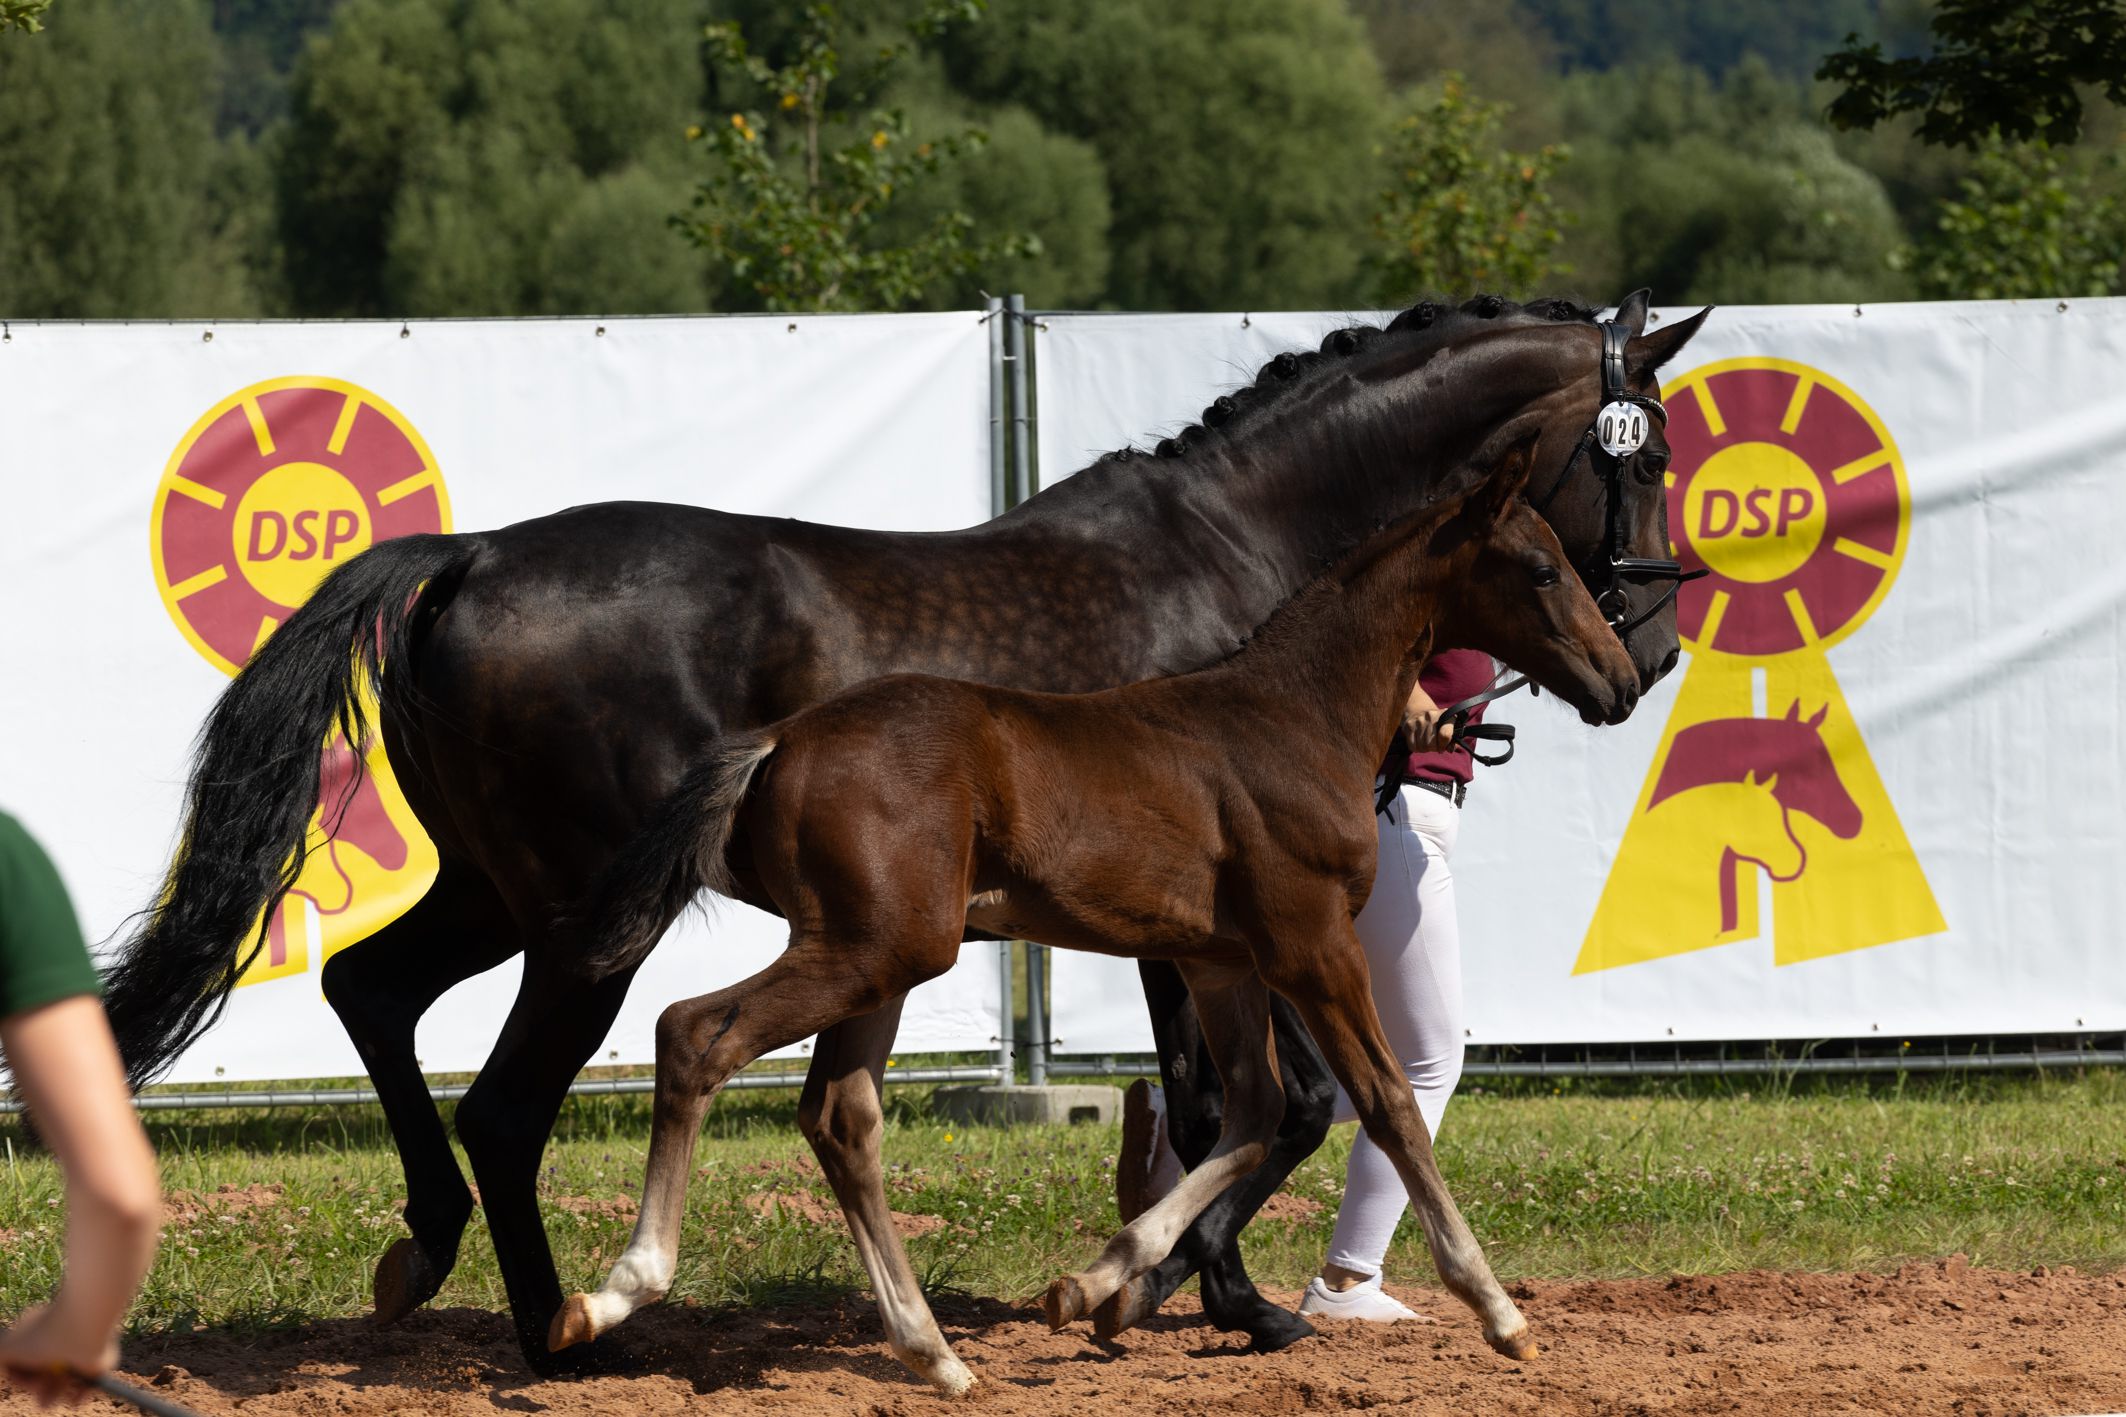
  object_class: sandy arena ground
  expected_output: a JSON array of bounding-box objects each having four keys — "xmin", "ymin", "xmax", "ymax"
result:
[{"xmin": 11, "ymin": 1258, "xmax": 2124, "ymax": 1416}]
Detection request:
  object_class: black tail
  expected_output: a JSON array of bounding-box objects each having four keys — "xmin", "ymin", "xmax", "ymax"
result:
[
  {"xmin": 577, "ymin": 729, "xmax": 781, "ymax": 982},
  {"xmin": 101, "ymin": 533, "xmax": 478, "ymax": 1088}
]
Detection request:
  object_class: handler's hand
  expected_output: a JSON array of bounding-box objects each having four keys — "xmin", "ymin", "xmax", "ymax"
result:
[
  {"xmin": 1401, "ymin": 683, "xmax": 1456, "ymax": 753},
  {"xmin": 0, "ymin": 1303, "xmax": 117, "ymax": 1407}
]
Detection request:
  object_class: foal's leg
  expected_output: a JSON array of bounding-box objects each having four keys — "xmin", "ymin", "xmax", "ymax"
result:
[
  {"xmin": 798, "ymin": 999, "xmax": 975, "ymax": 1395},
  {"xmin": 319, "ymin": 863, "xmax": 522, "ymax": 1325},
  {"xmin": 1044, "ymin": 967, "xmax": 1283, "ymax": 1330},
  {"xmin": 1093, "ymin": 988, "xmax": 1334, "ymax": 1345},
  {"xmin": 552, "ymin": 937, "xmax": 966, "ymax": 1382},
  {"xmin": 1272, "ymin": 921, "xmax": 1534, "ymax": 1360}
]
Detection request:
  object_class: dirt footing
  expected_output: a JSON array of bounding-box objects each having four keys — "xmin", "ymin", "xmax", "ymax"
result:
[{"xmin": 14, "ymin": 1259, "xmax": 2125, "ymax": 1416}]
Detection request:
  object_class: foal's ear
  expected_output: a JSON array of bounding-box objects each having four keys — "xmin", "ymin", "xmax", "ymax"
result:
[
  {"xmin": 1627, "ymin": 305, "xmax": 1714, "ymax": 382},
  {"xmin": 1468, "ymin": 429, "xmax": 1541, "ymax": 528},
  {"xmin": 1612, "ymin": 289, "xmax": 1653, "ymax": 338}
]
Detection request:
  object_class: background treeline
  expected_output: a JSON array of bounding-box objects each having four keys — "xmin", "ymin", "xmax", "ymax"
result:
[{"xmin": 2, "ymin": 0, "xmax": 2121, "ymax": 318}]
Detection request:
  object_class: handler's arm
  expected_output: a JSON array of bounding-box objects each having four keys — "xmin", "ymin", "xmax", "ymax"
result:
[{"xmin": 0, "ymin": 996, "xmax": 161, "ymax": 1400}]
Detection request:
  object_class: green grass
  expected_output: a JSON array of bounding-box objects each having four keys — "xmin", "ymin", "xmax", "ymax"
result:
[{"xmin": 2, "ymin": 1070, "xmax": 2123, "ymax": 1335}]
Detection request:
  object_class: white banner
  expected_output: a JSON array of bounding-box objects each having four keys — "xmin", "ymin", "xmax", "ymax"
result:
[
  {"xmin": 1, "ymin": 313, "xmax": 1003, "ymax": 1082},
  {"xmin": 1041, "ymin": 300, "xmax": 2126, "ymax": 1049}
]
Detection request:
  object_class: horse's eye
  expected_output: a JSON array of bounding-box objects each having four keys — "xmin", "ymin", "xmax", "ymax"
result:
[
  {"xmin": 1532, "ymin": 564, "xmax": 1561, "ymax": 588},
  {"xmin": 1636, "ymin": 450, "xmax": 1670, "ymax": 483}
]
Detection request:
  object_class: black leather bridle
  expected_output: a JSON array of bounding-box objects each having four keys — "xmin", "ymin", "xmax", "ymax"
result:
[{"xmin": 1383, "ymin": 319, "xmax": 1705, "ymax": 799}]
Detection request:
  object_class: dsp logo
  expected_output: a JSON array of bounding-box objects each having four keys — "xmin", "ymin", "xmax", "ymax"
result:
[
  {"xmin": 1577, "ymin": 358, "xmax": 1945, "ymax": 973},
  {"xmin": 150, "ymin": 377, "xmax": 447, "ymax": 987}
]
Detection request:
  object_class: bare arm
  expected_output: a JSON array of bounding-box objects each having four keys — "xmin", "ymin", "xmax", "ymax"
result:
[
  {"xmin": 0, "ymin": 996, "xmax": 160, "ymax": 1405},
  {"xmin": 1401, "ymin": 680, "xmax": 1455, "ymax": 753}
]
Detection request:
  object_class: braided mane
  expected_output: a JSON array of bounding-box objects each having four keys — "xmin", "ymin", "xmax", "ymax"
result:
[{"xmin": 1094, "ymin": 294, "xmax": 1597, "ymax": 467}]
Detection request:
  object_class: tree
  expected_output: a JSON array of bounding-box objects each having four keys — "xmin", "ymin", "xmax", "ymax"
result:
[
  {"xmin": 0, "ymin": 0, "xmax": 265, "ymax": 316},
  {"xmin": 1, "ymin": 0, "xmax": 54, "ymax": 34},
  {"xmin": 677, "ymin": 2, "xmax": 1035, "ymax": 312},
  {"xmin": 1819, "ymin": 0, "xmax": 2126, "ymax": 148},
  {"xmin": 1370, "ymin": 75, "xmax": 1569, "ymax": 302},
  {"xmin": 1905, "ymin": 138, "xmax": 2123, "ymax": 298},
  {"xmin": 942, "ymin": 0, "xmax": 1388, "ymax": 311},
  {"xmin": 278, "ymin": 0, "xmax": 713, "ymax": 317}
]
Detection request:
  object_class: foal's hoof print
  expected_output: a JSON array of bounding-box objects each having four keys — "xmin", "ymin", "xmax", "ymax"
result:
[
  {"xmin": 1041, "ymin": 1276, "xmax": 1088, "ymax": 1331},
  {"xmin": 548, "ymin": 1293, "xmax": 599, "ymax": 1353},
  {"xmin": 371, "ymin": 1238, "xmax": 445, "ymax": 1327}
]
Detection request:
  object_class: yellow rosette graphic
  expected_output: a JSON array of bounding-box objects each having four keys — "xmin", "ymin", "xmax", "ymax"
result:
[
  {"xmin": 1577, "ymin": 358, "xmax": 1945, "ymax": 973},
  {"xmin": 151, "ymin": 378, "xmax": 448, "ymax": 988}
]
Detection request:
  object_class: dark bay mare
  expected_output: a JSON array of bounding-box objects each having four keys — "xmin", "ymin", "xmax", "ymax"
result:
[
  {"xmin": 543, "ymin": 435, "xmax": 1639, "ymax": 1393},
  {"xmin": 100, "ymin": 293, "xmax": 1708, "ymax": 1371}
]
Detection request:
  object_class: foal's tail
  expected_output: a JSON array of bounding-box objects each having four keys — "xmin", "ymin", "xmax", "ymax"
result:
[
  {"xmin": 101, "ymin": 533, "xmax": 479, "ymax": 1088},
  {"xmin": 578, "ymin": 729, "xmax": 781, "ymax": 982}
]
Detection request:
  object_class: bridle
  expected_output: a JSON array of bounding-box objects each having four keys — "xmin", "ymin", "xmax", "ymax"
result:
[
  {"xmin": 1528, "ymin": 318, "xmax": 1705, "ymax": 641},
  {"xmin": 1389, "ymin": 319, "xmax": 1705, "ymax": 791}
]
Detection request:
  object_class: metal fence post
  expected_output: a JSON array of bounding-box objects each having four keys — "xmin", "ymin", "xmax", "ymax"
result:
[{"xmin": 1025, "ymin": 937, "xmax": 1048, "ymax": 1086}]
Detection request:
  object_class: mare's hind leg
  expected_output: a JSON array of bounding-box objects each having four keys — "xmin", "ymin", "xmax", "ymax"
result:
[
  {"xmin": 452, "ymin": 949, "xmax": 642, "ymax": 1374},
  {"xmin": 1094, "ymin": 986, "xmax": 1333, "ymax": 1347},
  {"xmin": 319, "ymin": 863, "xmax": 521, "ymax": 1325},
  {"xmin": 798, "ymin": 999, "xmax": 975, "ymax": 1395},
  {"xmin": 553, "ymin": 936, "xmax": 967, "ymax": 1388},
  {"xmin": 1044, "ymin": 965, "xmax": 1283, "ymax": 1331},
  {"xmin": 1267, "ymin": 917, "xmax": 1532, "ymax": 1361}
]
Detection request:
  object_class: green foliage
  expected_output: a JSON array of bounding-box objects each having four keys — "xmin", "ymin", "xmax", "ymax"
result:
[
  {"xmin": 942, "ymin": 0, "xmax": 1388, "ymax": 311},
  {"xmin": 0, "ymin": 0, "xmax": 52, "ymax": 33},
  {"xmin": 1820, "ymin": 0, "xmax": 2126, "ymax": 149},
  {"xmin": 0, "ymin": 0, "xmax": 266, "ymax": 316},
  {"xmin": 278, "ymin": 0, "xmax": 711, "ymax": 316},
  {"xmin": 678, "ymin": 2, "xmax": 1036, "ymax": 313},
  {"xmin": 870, "ymin": 87, "xmax": 1112, "ymax": 310},
  {"xmin": 1370, "ymin": 75, "xmax": 1568, "ymax": 303},
  {"xmin": 1523, "ymin": 0, "xmax": 1878, "ymax": 80},
  {"xmin": 1554, "ymin": 60, "xmax": 1910, "ymax": 303},
  {"xmin": 1906, "ymin": 139, "xmax": 2124, "ymax": 299}
]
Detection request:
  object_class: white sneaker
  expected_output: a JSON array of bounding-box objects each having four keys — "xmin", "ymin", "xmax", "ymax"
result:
[{"xmin": 1297, "ymin": 1274, "xmax": 1433, "ymax": 1323}]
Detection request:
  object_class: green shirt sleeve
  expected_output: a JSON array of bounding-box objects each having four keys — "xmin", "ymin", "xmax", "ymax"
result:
[{"xmin": 0, "ymin": 810, "xmax": 101, "ymax": 1019}]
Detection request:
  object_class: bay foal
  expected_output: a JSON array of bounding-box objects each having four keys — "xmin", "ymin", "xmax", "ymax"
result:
[{"xmin": 548, "ymin": 436, "xmax": 1638, "ymax": 1392}]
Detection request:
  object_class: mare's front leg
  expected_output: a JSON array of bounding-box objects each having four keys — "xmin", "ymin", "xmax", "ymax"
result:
[
  {"xmin": 1094, "ymin": 986, "xmax": 1332, "ymax": 1346},
  {"xmin": 1268, "ymin": 916, "xmax": 1533, "ymax": 1360},
  {"xmin": 1113, "ymin": 963, "xmax": 1326, "ymax": 1349},
  {"xmin": 798, "ymin": 998, "xmax": 975, "ymax": 1395},
  {"xmin": 1044, "ymin": 963, "xmax": 1283, "ymax": 1330}
]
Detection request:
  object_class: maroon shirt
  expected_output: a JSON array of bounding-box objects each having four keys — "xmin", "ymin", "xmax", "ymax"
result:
[{"xmin": 1405, "ymin": 649, "xmax": 1495, "ymax": 786}]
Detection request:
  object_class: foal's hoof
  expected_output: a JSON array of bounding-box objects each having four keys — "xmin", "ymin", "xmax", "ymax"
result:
[
  {"xmin": 371, "ymin": 1238, "xmax": 445, "ymax": 1328},
  {"xmin": 1090, "ymin": 1276, "xmax": 1159, "ymax": 1341},
  {"xmin": 1041, "ymin": 1275, "xmax": 1088, "ymax": 1331},
  {"xmin": 549, "ymin": 1293, "xmax": 600, "ymax": 1352},
  {"xmin": 1486, "ymin": 1324, "xmax": 1539, "ymax": 1362}
]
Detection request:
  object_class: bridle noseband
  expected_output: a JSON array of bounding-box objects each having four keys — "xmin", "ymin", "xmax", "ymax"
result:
[{"xmin": 1407, "ymin": 319, "xmax": 1706, "ymax": 786}]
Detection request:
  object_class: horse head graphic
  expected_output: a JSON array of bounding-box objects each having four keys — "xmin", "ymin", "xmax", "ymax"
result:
[{"xmin": 1648, "ymin": 702, "xmax": 1863, "ymax": 936}]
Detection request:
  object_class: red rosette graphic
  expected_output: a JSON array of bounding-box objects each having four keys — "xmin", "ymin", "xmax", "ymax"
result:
[
  {"xmin": 1662, "ymin": 358, "xmax": 1909, "ymax": 658},
  {"xmin": 152, "ymin": 378, "xmax": 450, "ymax": 676}
]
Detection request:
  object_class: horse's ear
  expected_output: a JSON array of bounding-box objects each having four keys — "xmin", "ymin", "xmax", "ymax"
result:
[
  {"xmin": 1784, "ymin": 700, "xmax": 1802, "ymax": 722},
  {"xmin": 1468, "ymin": 427, "xmax": 1541, "ymax": 527},
  {"xmin": 1627, "ymin": 305, "xmax": 1713, "ymax": 382},
  {"xmin": 1613, "ymin": 289, "xmax": 1653, "ymax": 338},
  {"xmin": 1806, "ymin": 704, "xmax": 1828, "ymax": 729}
]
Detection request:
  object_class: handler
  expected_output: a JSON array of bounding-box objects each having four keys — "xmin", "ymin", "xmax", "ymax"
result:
[
  {"xmin": 0, "ymin": 810, "xmax": 161, "ymax": 1405},
  {"xmin": 1118, "ymin": 649, "xmax": 1495, "ymax": 1323}
]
